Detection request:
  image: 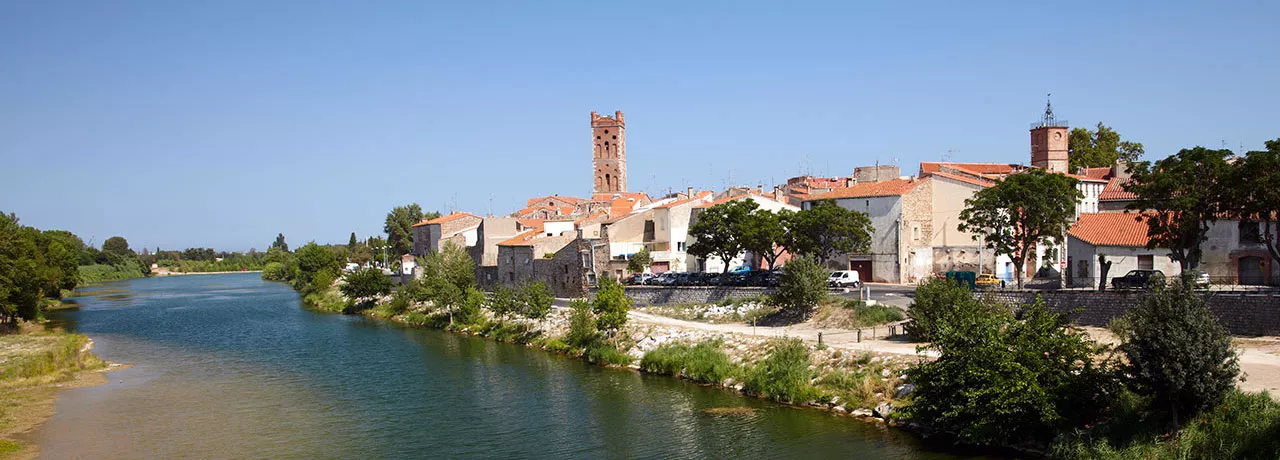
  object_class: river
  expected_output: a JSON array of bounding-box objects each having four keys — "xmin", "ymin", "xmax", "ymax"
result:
[{"xmin": 32, "ymin": 273, "xmax": 980, "ymax": 459}]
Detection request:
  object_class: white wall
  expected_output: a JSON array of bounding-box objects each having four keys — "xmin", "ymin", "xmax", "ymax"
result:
[
  {"xmin": 822, "ymin": 195, "xmax": 902, "ymax": 283},
  {"xmin": 1067, "ymin": 235, "xmax": 1182, "ymax": 289}
]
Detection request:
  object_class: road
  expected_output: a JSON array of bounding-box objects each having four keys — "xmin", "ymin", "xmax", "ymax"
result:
[{"xmin": 830, "ymin": 282, "xmax": 917, "ymax": 308}]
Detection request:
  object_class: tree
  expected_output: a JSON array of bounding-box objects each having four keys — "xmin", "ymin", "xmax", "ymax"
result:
[
  {"xmin": 688, "ymin": 199, "xmax": 756, "ymax": 273},
  {"xmin": 1097, "ymin": 254, "xmax": 1113, "ymax": 292},
  {"xmin": 784, "ymin": 200, "xmax": 873, "ymax": 262},
  {"xmin": 293, "ymin": 242, "xmax": 341, "ymax": 291},
  {"xmin": 348, "ymin": 232, "xmax": 358, "ymax": 249},
  {"xmin": 520, "ymin": 281, "xmax": 553, "ymax": 320},
  {"xmin": 904, "ymin": 299, "xmax": 1116, "ymax": 446},
  {"xmin": 1119, "ymin": 281, "xmax": 1239, "ymax": 430},
  {"xmin": 592, "ymin": 275, "xmax": 630, "ymax": 332},
  {"xmin": 1124, "ymin": 147, "xmax": 1233, "ymax": 271},
  {"xmin": 739, "ymin": 209, "xmax": 788, "ymax": 270},
  {"xmin": 385, "ymin": 204, "xmax": 438, "ymax": 257},
  {"xmin": 1068, "ymin": 122, "xmax": 1145, "ymax": 170},
  {"xmin": 419, "ymin": 242, "xmax": 475, "ymax": 324},
  {"xmin": 959, "ymin": 169, "xmax": 1082, "ymax": 288},
  {"xmin": 340, "ymin": 267, "xmax": 393, "ymax": 303},
  {"xmin": 626, "ymin": 247, "xmax": 652, "ymax": 273},
  {"xmin": 102, "ymin": 236, "xmax": 132, "ymax": 255},
  {"xmin": 565, "ymin": 299, "xmax": 598, "ymax": 348},
  {"xmin": 905, "ymin": 277, "xmax": 1002, "ymax": 342},
  {"xmin": 774, "ymin": 255, "xmax": 827, "ymax": 316},
  {"xmin": 271, "ymin": 233, "xmax": 288, "ymax": 252},
  {"xmin": 490, "ymin": 285, "xmax": 519, "ymax": 320},
  {"xmin": 1230, "ymin": 139, "xmax": 1280, "ymax": 267}
]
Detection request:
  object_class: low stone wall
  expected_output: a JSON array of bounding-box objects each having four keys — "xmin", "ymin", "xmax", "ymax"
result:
[
  {"xmin": 597, "ymin": 286, "xmax": 775, "ymax": 306},
  {"xmin": 983, "ymin": 291, "xmax": 1280, "ymax": 337}
]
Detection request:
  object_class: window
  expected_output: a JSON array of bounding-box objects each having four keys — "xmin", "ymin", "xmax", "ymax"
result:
[
  {"xmin": 1138, "ymin": 255, "xmax": 1154, "ymax": 270},
  {"xmin": 563, "ymin": 265, "xmax": 569, "ymax": 274},
  {"xmin": 911, "ymin": 225, "xmax": 920, "ymax": 241},
  {"xmin": 507, "ymin": 272, "xmax": 514, "ymax": 282},
  {"xmin": 523, "ymin": 257, "xmax": 530, "ymax": 265},
  {"xmin": 1240, "ymin": 221, "xmax": 1261, "ymax": 244},
  {"xmin": 677, "ymin": 242, "xmax": 686, "ymax": 252}
]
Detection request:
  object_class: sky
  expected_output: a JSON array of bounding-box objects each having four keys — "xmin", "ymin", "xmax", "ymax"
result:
[{"xmin": 2, "ymin": 1, "xmax": 1278, "ymax": 251}]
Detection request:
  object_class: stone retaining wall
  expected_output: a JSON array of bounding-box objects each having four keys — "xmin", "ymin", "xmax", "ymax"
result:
[
  {"xmin": 983, "ymin": 291, "xmax": 1280, "ymax": 337},
  {"xmin": 597, "ymin": 286, "xmax": 775, "ymax": 306}
]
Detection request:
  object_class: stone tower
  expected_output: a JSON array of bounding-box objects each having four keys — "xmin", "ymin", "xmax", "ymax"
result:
[
  {"xmin": 591, "ymin": 110, "xmax": 627, "ymax": 194},
  {"xmin": 1030, "ymin": 98, "xmax": 1069, "ymax": 173}
]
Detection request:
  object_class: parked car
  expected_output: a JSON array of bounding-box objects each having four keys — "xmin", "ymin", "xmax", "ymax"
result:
[
  {"xmin": 1111, "ymin": 270, "xmax": 1165, "ymax": 289},
  {"xmin": 627, "ymin": 273, "xmax": 655, "ymax": 285},
  {"xmin": 975, "ymin": 273, "xmax": 1000, "ymax": 288},
  {"xmin": 828, "ymin": 270, "xmax": 861, "ymax": 288},
  {"xmin": 1184, "ymin": 270, "xmax": 1212, "ymax": 289}
]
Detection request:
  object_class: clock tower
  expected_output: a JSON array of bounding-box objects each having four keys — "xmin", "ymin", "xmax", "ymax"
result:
[{"xmin": 1030, "ymin": 98, "xmax": 1069, "ymax": 173}]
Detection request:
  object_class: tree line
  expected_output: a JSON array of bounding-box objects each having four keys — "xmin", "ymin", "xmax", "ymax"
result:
[{"xmin": 686, "ymin": 199, "xmax": 873, "ymax": 273}]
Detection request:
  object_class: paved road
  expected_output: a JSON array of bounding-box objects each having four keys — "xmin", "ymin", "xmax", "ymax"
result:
[{"xmin": 830, "ymin": 283, "xmax": 917, "ymax": 308}]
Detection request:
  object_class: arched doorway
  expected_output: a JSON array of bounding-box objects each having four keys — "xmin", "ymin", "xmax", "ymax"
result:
[{"xmin": 1239, "ymin": 256, "xmax": 1265, "ymax": 285}]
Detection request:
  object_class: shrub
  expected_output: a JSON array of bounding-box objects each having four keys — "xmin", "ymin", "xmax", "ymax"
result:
[
  {"xmin": 565, "ymin": 299, "xmax": 598, "ymax": 348},
  {"xmin": 261, "ymin": 262, "xmax": 289, "ymax": 282},
  {"xmin": 455, "ymin": 287, "xmax": 485, "ymax": 326},
  {"xmin": 592, "ymin": 276, "xmax": 630, "ymax": 333},
  {"xmin": 905, "ymin": 277, "xmax": 1002, "ymax": 342},
  {"xmin": 1120, "ymin": 281, "xmax": 1239, "ymax": 428},
  {"xmin": 639, "ymin": 339, "xmax": 736, "ymax": 385},
  {"xmin": 744, "ymin": 338, "xmax": 819, "ymax": 403},
  {"xmin": 520, "ymin": 281, "xmax": 553, "ymax": 320},
  {"xmin": 902, "ymin": 298, "xmax": 1117, "ymax": 447},
  {"xmin": 774, "ymin": 255, "xmax": 827, "ymax": 316},
  {"xmin": 584, "ymin": 345, "xmax": 633, "ymax": 366},
  {"xmin": 372, "ymin": 290, "xmax": 412, "ymax": 318},
  {"xmin": 489, "ymin": 285, "xmax": 519, "ymax": 320},
  {"xmin": 339, "ymin": 267, "xmax": 393, "ymax": 302}
]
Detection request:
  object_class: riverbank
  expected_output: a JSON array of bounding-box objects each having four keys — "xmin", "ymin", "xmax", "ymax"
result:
[
  {"xmin": 0, "ymin": 323, "xmax": 117, "ymax": 459},
  {"xmin": 151, "ymin": 268, "xmax": 262, "ymax": 277}
]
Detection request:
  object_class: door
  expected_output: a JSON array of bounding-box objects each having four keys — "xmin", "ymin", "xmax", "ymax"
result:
[
  {"xmin": 848, "ymin": 261, "xmax": 873, "ymax": 283},
  {"xmin": 1239, "ymin": 256, "xmax": 1265, "ymax": 285}
]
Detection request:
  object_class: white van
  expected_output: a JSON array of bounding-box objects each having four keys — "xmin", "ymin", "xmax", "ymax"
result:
[{"xmin": 828, "ymin": 270, "xmax": 861, "ymax": 288}]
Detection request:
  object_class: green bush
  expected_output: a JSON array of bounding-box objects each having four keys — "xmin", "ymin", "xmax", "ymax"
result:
[
  {"xmin": 775, "ymin": 255, "xmax": 827, "ymax": 316},
  {"xmin": 340, "ymin": 267, "xmax": 393, "ymax": 302},
  {"xmin": 843, "ymin": 301, "xmax": 905, "ymax": 327},
  {"xmin": 489, "ymin": 285, "xmax": 519, "ymax": 320},
  {"xmin": 455, "ymin": 287, "xmax": 485, "ymax": 326},
  {"xmin": 743, "ymin": 338, "xmax": 819, "ymax": 403},
  {"xmin": 639, "ymin": 339, "xmax": 736, "ymax": 384},
  {"xmin": 520, "ymin": 281, "xmax": 553, "ymax": 320},
  {"xmin": 905, "ymin": 277, "xmax": 1003, "ymax": 342},
  {"xmin": 592, "ymin": 276, "xmax": 630, "ymax": 332},
  {"xmin": 1120, "ymin": 281, "xmax": 1239, "ymax": 427},
  {"xmin": 584, "ymin": 344, "xmax": 633, "ymax": 366},
  {"xmin": 565, "ymin": 299, "xmax": 598, "ymax": 348},
  {"xmin": 371, "ymin": 291, "xmax": 412, "ymax": 318},
  {"xmin": 902, "ymin": 299, "xmax": 1117, "ymax": 447},
  {"xmin": 261, "ymin": 262, "xmax": 289, "ymax": 282}
]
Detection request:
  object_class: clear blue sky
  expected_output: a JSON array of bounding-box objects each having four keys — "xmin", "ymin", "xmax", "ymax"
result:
[{"xmin": 2, "ymin": 1, "xmax": 1277, "ymax": 251}]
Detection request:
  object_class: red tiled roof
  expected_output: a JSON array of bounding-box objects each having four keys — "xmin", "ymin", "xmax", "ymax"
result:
[
  {"xmin": 412, "ymin": 212, "xmax": 479, "ymax": 227},
  {"xmin": 525, "ymin": 195, "xmax": 584, "ymax": 207},
  {"xmin": 929, "ymin": 171, "xmax": 995, "ymax": 188},
  {"xmin": 806, "ymin": 178, "xmax": 925, "ymax": 201},
  {"xmin": 516, "ymin": 219, "xmax": 544, "ymax": 231},
  {"xmin": 920, "ymin": 162, "xmax": 1019, "ymax": 177},
  {"xmin": 497, "ymin": 230, "xmax": 541, "ymax": 247},
  {"xmin": 655, "ymin": 191, "xmax": 713, "ymax": 209},
  {"xmin": 574, "ymin": 212, "xmax": 608, "ymax": 225},
  {"xmin": 1069, "ymin": 212, "xmax": 1154, "ymax": 247},
  {"xmin": 693, "ymin": 193, "xmax": 751, "ymax": 209},
  {"xmin": 1081, "ymin": 167, "xmax": 1113, "ymax": 180},
  {"xmin": 1065, "ymin": 173, "xmax": 1109, "ymax": 183},
  {"xmin": 1100, "ymin": 178, "xmax": 1137, "ymax": 201}
]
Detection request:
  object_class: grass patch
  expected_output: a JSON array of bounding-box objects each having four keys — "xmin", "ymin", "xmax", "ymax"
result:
[
  {"xmin": 78, "ymin": 260, "xmax": 145, "ymax": 284},
  {"xmin": 743, "ymin": 338, "xmax": 819, "ymax": 403},
  {"xmin": 0, "ymin": 333, "xmax": 103, "ymax": 381},
  {"xmin": 303, "ymin": 285, "xmax": 350, "ymax": 313},
  {"xmin": 639, "ymin": 339, "xmax": 738, "ymax": 385},
  {"xmin": 812, "ymin": 298, "xmax": 904, "ymax": 329},
  {"xmin": 1052, "ymin": 389, "xmax": 1280, "ymax": 459},
  {"xmin": 584, "ymin": 344, "xmax": 633, "ymax": 366}
]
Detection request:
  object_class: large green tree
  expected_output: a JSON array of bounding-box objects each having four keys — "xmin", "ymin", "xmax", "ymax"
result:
[
  {"xmin": 688, "ymin": 199, "xmax": 757, "ymax": 273},
  {"xmin": 1230, "ymin": 139, "xmax": 1280, "ymax": 266},
  {"xmin": 340, "ymin": 267, "xmax": 393, "ymax": 303},
  {"xmin": 385, "ymin": 204, "xmax": 438, "ymax": 257},
  {"xmin": 739, "ymin": 209, "xmax": 789, "ymax": 270},
  {"xmin": 785, "ymin": 200, "xmax": 873, "ymax": 262},
  {"xmin": 271, "ymin": 233, "xmax": 288, "ymax": 252},
  {"xmin": 959, "ymin": 169, "xmax": 1082, "ymax": 288},
  {"xmin": 1068, "ymin": 122, "xmax": 1145, "ymax": 170},
  {"xmin": 1124, "ymin": 147, "xmax": 1233, "ymax": 271},
  {"xmin": 102, "ymin": 236, "xmax": 132, "ymax": 255}
]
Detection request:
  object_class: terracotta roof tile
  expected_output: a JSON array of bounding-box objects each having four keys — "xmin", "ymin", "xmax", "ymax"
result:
[
  {"xmin": 929, "ymin": 171, "xmax": 995, "ymax": 188},
  {"xmin": 497, "ymin": 230, "xmax": 541, "ymax": 247},
  {"xmin": 1082, "ymin": 167, "xmax": 1113, "ymax": 180},
  {"xmin": 1069, "ymin": 212, "xmax": 1154, "ymax": 247},
  {"xmin": 516, "ymin": 219, "xmax": 544, "ymax": 231},
  {"xmin": 655, "ymin": 191, "xmax": 713, "ymax": 209},
  {"xmin": 412, "ymin": 212, "xmax": 479, "ymax": 227},
  {"xmin": 1100, "ymin": 178, "xmax": 1137, "ymax": 201},
  {"xmin": 920, "ymin": 162, "xmax": 1019, "ymax": 177},
  {"xmin": 806, "ymin": 178, "xmax": 925, "ymax": 201}
]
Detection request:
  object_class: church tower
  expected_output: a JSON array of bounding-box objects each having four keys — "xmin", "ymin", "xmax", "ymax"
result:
[
  {"xmin": 591, "ymin": 110, "xmax": 626, "ymax": 194},
  {"xmin": 1030, "ymin": 98, "xmax": 1069, "ymax": 173}
]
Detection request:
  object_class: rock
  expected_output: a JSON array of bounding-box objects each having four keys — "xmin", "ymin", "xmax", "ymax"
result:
[
  {"xmin": 880, "ymin": 369, "xmax": 891, "ymax": 378},
  {"xmin": 832, "ymin": 405, "xmax": 848, "ymax": 413},
  {"xmin": 895, "ymin": 383, "xmax": 916, "ymax": 398},
  {"xmin": 829, "ymin": 396, "xmax": 841, "ymax": 405},
  {"xmin": 851, "ymin": 408, "xmax": 873, "ymax": 417},
  {"xmin": 874, "ymin": 402, "xmax": 894, "ymax": 419}
]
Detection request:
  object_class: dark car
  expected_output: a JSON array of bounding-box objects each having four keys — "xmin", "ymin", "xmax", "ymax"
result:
[{"xmin": 1111, "ymin": 270, "xmax": 1165, "ymax": 289}]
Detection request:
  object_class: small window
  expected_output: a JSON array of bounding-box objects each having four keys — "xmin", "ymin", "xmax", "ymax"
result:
[
  {"xmin": 677, "ymin": 242, "xmax": 686, "ymax": 251},
  {"xmin": 563, "ymin": 265, "xmax": 569, "ymax": 274},
  {"xmin": 605, "ymin": 130, "xmax": 609, "ymax": 134},
  {"xmin": 911, "ymin": 225, "xmax": 920, "ymax": 241},
  {"xmin": 524, "ymin": 257, "xmax": 531, "ymax": 265},
  {"xmin": 612, "ymin": 135, "xmax": 617, "ymax": 140},
  {"xmin": 1138, "ymin": 255, "xmax": 1154, "ymax": 270},
  {"xmin": 1240, "ymin": 221, "xmax": 1261, "ymax": 244}
]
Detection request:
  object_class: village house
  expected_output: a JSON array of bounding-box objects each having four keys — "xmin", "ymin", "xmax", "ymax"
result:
[
  {"xmin": 411, "ymin": 212, "xmax": 482, "ymax": 257},
  {"xmin": 688, "ymin": 192, "xmax": 799, "ymax": 273}
]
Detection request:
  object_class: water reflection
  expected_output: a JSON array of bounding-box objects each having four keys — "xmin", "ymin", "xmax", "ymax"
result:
[{"xmin": 35, "ymin": 274, "xmax": 980, "ymax": 459}]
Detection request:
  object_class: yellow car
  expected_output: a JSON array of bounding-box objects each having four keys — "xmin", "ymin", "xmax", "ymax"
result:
[{"xmin": 975, "ymin": 274, "xmax": 1000, "ymax": 288}]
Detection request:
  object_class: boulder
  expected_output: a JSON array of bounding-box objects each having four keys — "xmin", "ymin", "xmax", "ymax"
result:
[
  {"xmin": 873, "ymin": 402, "xmax": 894, "ymax": 419},
  {"xmin": 851, "ymin": 408, "xmax": 874, "ymax": 417},
  {"xmin": 895, "ymin": 383, "xmax": 916, "ymax": 398}
]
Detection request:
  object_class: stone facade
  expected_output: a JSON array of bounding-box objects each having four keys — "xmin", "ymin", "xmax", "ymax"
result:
[
  {"xmin": 532, "ymin": 238, "xmax": 591, "ymax": 297},
  {"xmin": 984, "ymin": 290, "xmax": 1280, "ymax": 337},
  {"xmin": 852, "ymin": 165, "xmax": 900, "ymax": 183},
  {"xmin": 412, "ymin": 212, "xmax": 482, "ymax": 256},
  {"xmin": 591, "ymin": 110, "xmax": 627, "ymax": 194}
]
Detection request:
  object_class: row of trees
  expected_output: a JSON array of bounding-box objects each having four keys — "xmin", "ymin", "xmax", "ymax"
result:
[{"xmin": 686, "ymin": 199, "xmax": 873, "ymax": 273}]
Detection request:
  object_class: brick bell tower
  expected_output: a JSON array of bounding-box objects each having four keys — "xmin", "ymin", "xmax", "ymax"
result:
[
  {"xmin": 1030, "ymin": 96, "xmax": 1069, "ymax": 173},
  {"xmin": 591, "ymin": 110, "xmax": 627, "ymax": 194}
]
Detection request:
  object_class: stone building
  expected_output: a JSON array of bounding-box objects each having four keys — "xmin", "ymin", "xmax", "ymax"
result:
[
  {"xmin": 411, "ymin": 212, "xmax": 482, "ymax": 256},
  {"xmin": 591, "ymin": 110, "xmax": 627, "ymax": 194},
  {"xmin": 1030, "ymin": 100, "xmax": 1069, "ymax": 173}
]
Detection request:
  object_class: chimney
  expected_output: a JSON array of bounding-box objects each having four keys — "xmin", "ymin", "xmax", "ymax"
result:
[
  {"xmin": 757, "ymin": 183, "xmax": 763, "ymax": 194},
  {"xmin": 687, "ymin": 186, "xmax": 694, "ymax": 197},
  {"xmin": 1112, "ymin": 159, "xmax": 1131, "ymax": 180}
]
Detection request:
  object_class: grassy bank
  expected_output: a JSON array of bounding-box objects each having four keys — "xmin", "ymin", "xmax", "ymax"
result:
[
  {"xmin": 0, "ymin": 325, "xmax": 107, "ymax": 458},
  {"xmin": 77, "ymin": 260, "xmax": 146, "ymax": 284}
]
